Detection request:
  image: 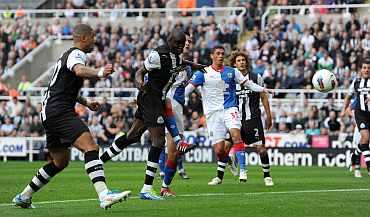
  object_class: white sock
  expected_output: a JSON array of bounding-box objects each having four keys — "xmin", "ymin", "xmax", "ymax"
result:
[
  {"xmin": 21, "ymin": 185, "xmax": 34, "ymax": 198},
  {"xmin": 141, "ymin": 184, "xmax": 152, "ymax": 193},
  {"xmin": 94, "ymin": 181, "xmax": 108, "ymax": 199},
  {"xmin": 162, "ymin": 181, "xmax": 168, "ymax": 188}
]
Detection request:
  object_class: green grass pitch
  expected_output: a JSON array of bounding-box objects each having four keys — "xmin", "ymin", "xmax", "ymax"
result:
[{"xmin": 1, "ymin": 161, "xmax": 370, "ymax": 217}]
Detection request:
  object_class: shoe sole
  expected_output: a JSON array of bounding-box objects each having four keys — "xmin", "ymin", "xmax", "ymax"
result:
[
  {"xmin": 102, "ymin": 191, "xmax": 131, "ymax": 210},
  {"xmin": 208, "ymin": 182, "xmax": 222, "ymax": 185},
  {"xmin": 239, "ymin": 179, "xmax": 247, "ymax": 183}
]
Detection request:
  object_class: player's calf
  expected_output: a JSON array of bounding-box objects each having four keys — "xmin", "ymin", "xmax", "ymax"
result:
[{"xmin": 100, "ymin": 134, "xmax": 138, "ymax": 162}]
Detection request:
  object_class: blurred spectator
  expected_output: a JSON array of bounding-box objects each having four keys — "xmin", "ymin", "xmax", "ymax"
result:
[
  {"xmin": 305, "ymin": 119, "xmax": 321, "ymax": 135},
  {"xmin": 17, "ymin": 74, "xmax": 31, "ymax": 95},
  {"xmin": 322, "ymin": 110, "xmax": 342, "ymax": 135},
  {"xmin": 89, "ymin": 116, "xmax": 109, "ymax": 145},
  {"xmin": 0, "ymin": 116, "xmax": 16, "ymax": 136}
]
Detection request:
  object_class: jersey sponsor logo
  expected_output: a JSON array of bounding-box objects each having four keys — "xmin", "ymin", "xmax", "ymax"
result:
[{"xmin": 157, "ymin": 116, "xmax": 164, "ymax": 124}]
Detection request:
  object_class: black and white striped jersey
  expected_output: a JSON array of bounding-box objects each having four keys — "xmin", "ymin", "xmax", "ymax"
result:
[
  {"xmin": 350, "ymin": 77, "xmax": 370, "ymax": 112},
  {"xmin": 41, "ymin": 47, "xmax": 86, "ymax": 121},
  {"xmin": 236, "ymin": 72, "xmax": 264, "ymax": 121}
]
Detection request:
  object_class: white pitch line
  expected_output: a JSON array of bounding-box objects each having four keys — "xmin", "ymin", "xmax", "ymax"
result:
[{"xmin": 1, "ymin": 188, "xmax": 370, "ymax": 207}]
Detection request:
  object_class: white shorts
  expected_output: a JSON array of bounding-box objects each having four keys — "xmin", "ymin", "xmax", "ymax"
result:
[
  {"xmin": 206, "ymin": 107, "xmax": 241, "ymax": 144},
  {"xmin": 165, "ymin": 99, "xmax": 184, "ymax": 135}
]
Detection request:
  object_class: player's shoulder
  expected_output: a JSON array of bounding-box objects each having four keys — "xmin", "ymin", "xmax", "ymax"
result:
[{"xmin": 67, "ymin": 48, "xmax": 87, "ymax": 61}]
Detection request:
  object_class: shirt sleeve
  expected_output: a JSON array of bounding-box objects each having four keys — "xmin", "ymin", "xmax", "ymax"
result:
[
  {"xmin": 257, "ymin": 74, "xmax": 264, "ymax": 86},
  {"xmin": 67, "ymin": 49, "xmax": 87, "ymax": 71},
  {"xmin": 243, "ymin": 80, "xmax": 264, "ymax": 92},
  {"xmin": 234, "ymin": 68, "xmax": 248, "ymax": 84},
  {"xmin": 144, "ymin": 50, "xmax": 161, "ymax": 71},
  {"xmin": 189, "ymin": 71, "xmax": 205, "ymax": 87}
]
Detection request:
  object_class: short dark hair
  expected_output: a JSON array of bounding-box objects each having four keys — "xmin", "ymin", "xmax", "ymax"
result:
[
  {"xmin": 361, "ymin": 58, "xmax": 370, "ymax": 66},
  {"xmin": 72, "ymin": 24, "xmax": 93, "ymax": 38},
  {"xmin": 168, "ymin": 29, "xmax": 186, "ymax": 43},
  {"xmin": 211, "ymin": 45, "xmax": 225, "ymax": 54}
]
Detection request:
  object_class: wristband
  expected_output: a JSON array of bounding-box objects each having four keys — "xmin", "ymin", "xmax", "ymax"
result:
[{"xmin": 97, "ymin": 68, "xmax": 104, "ymax": 78}]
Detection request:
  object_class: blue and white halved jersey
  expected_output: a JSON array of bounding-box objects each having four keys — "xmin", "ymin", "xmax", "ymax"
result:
[
  {"xmin": 166, "ymin": 65, "xmax": 193, "ymax": 106},
  {"xmin": 189, "ymin": 66, "xmax": 247, "ymax": 116}
]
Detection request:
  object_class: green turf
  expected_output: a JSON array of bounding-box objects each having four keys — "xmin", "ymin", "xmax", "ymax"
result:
[{"xmin": 1, "ymin": 161, "xmax": 370, "ymax": 217}]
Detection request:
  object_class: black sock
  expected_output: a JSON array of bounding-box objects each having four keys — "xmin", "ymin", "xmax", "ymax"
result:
[
  {"xmin": 260, "ymin": 152, "xmax": 271, "ymax": 178},
  {"xmin": 85, "ymin": 150, "xmax": 106, "ymax": 184},
  {"xmin": 28, "ymin": 162, "xmax": 63, "ymax": 192},
  {"xmin": 354, "ymin": 146, "xmax": 362, "ymax": 169},
  {"xmin": 144, "ymin": 146, "xmax": 163, "ymax": 186},
  {"xmin": 359, "ymin": 144, "xmax": 370, "ymax": 171},
  {"xmin": 100, "ymin": 134, "xmax": 133, "ymax": 163},
  {"xmin": 217, "ymin": 159, "xmax": 228, "ymax": 180}
]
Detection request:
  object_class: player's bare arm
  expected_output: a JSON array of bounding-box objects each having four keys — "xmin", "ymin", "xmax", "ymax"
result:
[
  {"xmin": 73, "ymin": 64, "xmax": 113, "ymax": 78},
  {"xmin": 76, "ymin": 95, "xmax": 102, "ymax": 111},
  {"xmin": 340, "ymin": 94, "xmax": 352, "ymax": 117},
  {"xmin": 182, "ymin": 59, "xmax": 206, "ymax": 70},
  {"xmin": 135, "ymin": 67, "xmax": 147, "ymax": 90}
]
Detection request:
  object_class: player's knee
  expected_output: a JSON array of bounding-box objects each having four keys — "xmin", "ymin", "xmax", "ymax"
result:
[
  {"xmin": 167, "ymin": 154, "xmax": 177, "ymax": 163},
  {"xmin": 257, "ymin": 146, "xmax": 267, "ymax": 155},
  {"xmin": 53, "ymin": 159, "xmax": 69, "ymax": 170},
  {"xmin": 214, "ymin": 149, "xmax": 227, "ymax": 160},
  {"xmin": 84, "ymin": 143, "xmax": 99, "ymax": 152},
  {"xmin": 152, "ymin": 136, "xmax": 165, "ymax": 148},
  {"xmin": 126, "ymin": 131, "xmax": 141, "ymax": 143},
  {"xmin": 116, "ymin": 134, "xmax": 138, "ymax": 148}
]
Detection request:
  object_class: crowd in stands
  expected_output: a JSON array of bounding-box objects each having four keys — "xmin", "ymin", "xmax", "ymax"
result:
[
  {"xmin": 59, "ymin": 0, "xmax": 169, "ymax": 10},
  {"xmin": 0, "ymin": 2, "xmax": 369, "ymax": 141}
]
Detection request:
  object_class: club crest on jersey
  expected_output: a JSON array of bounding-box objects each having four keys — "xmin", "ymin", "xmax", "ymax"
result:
[
  {"xmin": 157, "ymin": 116, "xmax": 164, "ymax": 124},
  {"xmin": 227, "ymin": 72, "xmax": 233, "ymax": 78}
]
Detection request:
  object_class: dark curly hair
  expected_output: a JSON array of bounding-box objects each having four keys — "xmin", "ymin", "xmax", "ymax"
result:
[{"xmin": 229, "ymin": 51, "xmax": 252, "ymax": 73}]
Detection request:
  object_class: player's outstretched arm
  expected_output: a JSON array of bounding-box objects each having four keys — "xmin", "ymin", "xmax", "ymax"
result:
[
  {"xmin": 243, "ymin": 80, "xmax": 273, "ymax": 95},
  {"xmin": 183, "ymin": 59, "xmax": 206, "ymax": 70},
  {"xmin": 73, "ymin": 64, "xmax": 113, "ymax": 78}
]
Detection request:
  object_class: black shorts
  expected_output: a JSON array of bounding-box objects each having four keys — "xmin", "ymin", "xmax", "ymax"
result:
[
  {"xmin": 42, "ymin": 112, "xmax": 89, "ymax": 149},
  {"xmin": 355, "ymin": 110, "xmax": 370, "ymax": 131},
  {"xmin": 135, "ymin": 90, "xmax": 165, "ymax": 127},
  {"xmin": 241, "ymin": 118, "xmax": 265, "ymax": 146}
]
